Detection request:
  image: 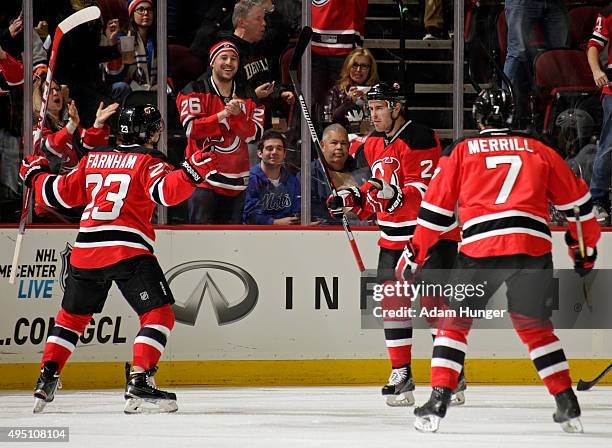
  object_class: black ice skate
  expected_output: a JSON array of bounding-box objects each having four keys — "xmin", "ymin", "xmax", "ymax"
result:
[
  {"xmin": 414, "ymin": 386, "xmax": 452, "ymax": 433},
  {"xmin": 33, "ymin": 361, "xmax": 61, "ymax": 413},
  {"xmin": 450, "ymin": 370, "xmax": 467, "ymax": 406},
  {"xmin": 382, "ymin": 364, "xmax": 415, "ymax": 406},
  {"xmin": 124, "ymin": 364, "xmax": 177, "ymax": 414},
  {"xmin": 553, "ymin": 388, "xmax": 583, "ymax": 433}
]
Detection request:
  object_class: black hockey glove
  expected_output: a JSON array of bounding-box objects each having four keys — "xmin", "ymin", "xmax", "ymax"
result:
[
  {"xmin": 182, "ymin": 150, "xmax": 217, "ymax": 185},
  {"xmin": 364, "ymin": 178, "xmax": 403, "ymax": 213},
  {"xmin": 20, "ymin": 155, "xmax": 51, "ymax": 188},
  {"xmin": 326, "ymin": 187, "xmax": 363, "ymax": 218},
  {"xmin": 565, "ymin": 231, "xmax": 597, "ymax": 277}
]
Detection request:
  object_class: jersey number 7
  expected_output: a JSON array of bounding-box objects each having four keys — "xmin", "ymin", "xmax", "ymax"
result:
[{"xmin": 485, "ymin": 155, "xmax": 522, "ymax": 205}]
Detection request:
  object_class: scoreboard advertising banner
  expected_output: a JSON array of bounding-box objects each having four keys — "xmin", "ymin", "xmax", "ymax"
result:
[{"xmin": 1, "ymin": 228, "xmax": 611, "ymax": 388}]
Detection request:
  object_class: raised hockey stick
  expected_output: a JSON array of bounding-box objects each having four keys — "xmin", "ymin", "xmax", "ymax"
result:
[
  {"xmin": 289, "ymin": 26, "xmax": 365, "ymax": 272},
  {"xmin": 9, "ymin": 6, "xmax": 101, "ymax": 285},
  {"xmin": 577, "ymin": 362, "xmax": 612, "ymax": 391},
  {"xmin": 573, "ymin": 205, "xmax": 592, "ymax": 312}
]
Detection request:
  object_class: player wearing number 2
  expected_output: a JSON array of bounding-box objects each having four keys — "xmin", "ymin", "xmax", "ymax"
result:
[
  {"xmin": 403, "ymin": 88, "xmax": 601, "ymax": 433},
  {"xmin": 328, "ymin": 82, "xmax": 461, "ymax": 407},
  {"xmin": 19, "ymin": 104, "xmax": 218, "ymax": 414}
]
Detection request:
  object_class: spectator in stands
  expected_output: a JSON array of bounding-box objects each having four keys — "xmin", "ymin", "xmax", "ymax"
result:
[
  {"xmin": 311, "ymin": 0, "xmax": 369, "ymax": 105},
  {"xmin": 188, "ymin": 0, "xmax": 236, "ymax": 65},
  {"xmin": 32, "ymin": 71, "xmax": 118, "ymax": 174},
  {"xmin": 503, "ymin": 0, "xmax": 569, "ymax": 122},
  {"xmin": 423, "ymin": 0, "xmax": 447, "ymax": 40},
  {"xmin": 220, "ymin": 1, "xmax": 294, "ymax": 107},
  {"xmin": 177, "ymin": 40, "xmax": 265, "ymax": 224},
  {"xmin": 50, "ymin": 1, "xmax": 122, "ymax": 127},
  {"xmin": 243, "ymin": 129, "xmax": 301, "ymax": 225},
  {"xmin": 301, "ymin": 123, "xmax": 370, "ymax": 225},
  {"xmin": 323, "ymin": 48, "xmax": 379, "ymax": 134},
  {"xmin": 106, "ymin": 0, "xmax": 157, "ymax": 103},
  {"xmin": 587, "ymin": 5, "xmax": 612, "ymax": 225}
]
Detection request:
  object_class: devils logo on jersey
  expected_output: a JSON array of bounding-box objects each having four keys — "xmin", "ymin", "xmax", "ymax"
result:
[
  {"xmin": 371, "ymin": 156, "xmax": 401, "ymax": 187},
  {"xmin": 209, "ymin": 120, "xmax": 241, "ymax": 153},
  {"xmin": 312, "ymin": 0, "xmax": 330, "ymax": 6}
]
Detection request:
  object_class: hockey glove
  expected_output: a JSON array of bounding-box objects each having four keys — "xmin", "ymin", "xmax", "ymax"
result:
[
  {"xmin": 364, "ymin": 178, "xmax": 403, "ymax": 213},
  {"xmin": 181, "ymin": 150, "xmax": 217, "ymax": 185},
  {"xmin": 565, "ymin": 231, "xmax": 597, "ymax": 277},
  {"xmin": 326, "ymin": 187, "xmax": 363, "ymax": 218},
  {"xmin": 395, "ymin": 239, "xmax": 429, "ymax": 281},
  {"xmin": 20, "ymin": 155, "xmax": 51, "ymax": 188}
]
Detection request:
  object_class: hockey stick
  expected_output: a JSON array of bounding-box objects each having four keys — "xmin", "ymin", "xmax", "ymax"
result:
[
  {"xmin": 577, "ymin": 362, "xmax": 612, "ymax": 391},
  {"xmin": 573, "ymin": 205, "xmax": 592, "ymax": 312},
  {"xmin": 289, "ymin": 26, "xmax": 365, "ymax": 272},
  {"xmin": 9, "ymin": 6, "xmax": 101, "ymax": 285}
]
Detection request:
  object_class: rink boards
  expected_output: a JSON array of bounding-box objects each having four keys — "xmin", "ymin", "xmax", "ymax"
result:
[{"xmin": 1, "ymin": 227, "xmax": 611, "ymax": 389}]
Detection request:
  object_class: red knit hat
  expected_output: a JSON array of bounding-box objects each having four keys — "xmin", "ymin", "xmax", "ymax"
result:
[
  {"xmin": 128, "ymin": 0, "xmax": 153, "ymax": 17},
  {"xmin": 209, "ymin": 40, "xmax": 239, "ymax": 66}
]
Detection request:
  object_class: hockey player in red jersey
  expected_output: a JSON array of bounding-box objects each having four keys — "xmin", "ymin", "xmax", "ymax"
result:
[
  {"xmin": 177, "ymin": 40, "xmax": 265, "ymax": 223},
  {"xmin": 20, "ymin": 104, "xmax": 218, "ymax": 414},
  {"xmin": 327, "ymin": 82, "xmax": 461, "ymax": 406},
  {"xmin": 401, "ymin": 88, "xmax": 600, "ymax": 433}
]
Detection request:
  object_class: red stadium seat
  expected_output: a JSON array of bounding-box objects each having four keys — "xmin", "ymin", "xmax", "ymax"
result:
[
  {"xmin": 168, "ymin": 44, "xmax": 204, "ymax": 93},
  {"xmin": 533, "ymin": 49, "xmax": 598, "ymax": 129}
]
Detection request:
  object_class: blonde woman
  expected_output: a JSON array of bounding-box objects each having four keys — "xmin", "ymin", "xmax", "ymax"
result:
[{"xmin": 323, "ymin": 48, "xmax": 379, "ymax": 132}]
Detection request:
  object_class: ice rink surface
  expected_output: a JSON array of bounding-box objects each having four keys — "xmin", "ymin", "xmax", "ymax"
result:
[{"xmin": 1, "ymin": 386, "xmax": 611, "ymax": 448}]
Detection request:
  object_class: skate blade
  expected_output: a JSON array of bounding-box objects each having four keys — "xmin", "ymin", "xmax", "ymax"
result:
[
  {"xmin": 414, "ymin": 415, "xmax": 441, "ymax": 433},
  {"xmin": 385, "ymin": 390, "xmax": 415, "ymax": 407},
  {"xmin": 450, "ymin": 390, "xmax": 465, "ymax": 406},
  {"xmin": 33, "ymin": 397, "xmax": 48, "ymax": 414},
  {"xmin": 124, "ymin": 397, "xmax": 178, "ymax": 414},
  {"xmin": 560, "ymin": 417, "xmax": 583, "ymax": 434}
]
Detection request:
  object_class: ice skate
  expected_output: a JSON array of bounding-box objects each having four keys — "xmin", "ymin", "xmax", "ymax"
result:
[
  {"xmin": 33, "ymin": 361, "xmax": 61, "ymax": 413},
  {"xmin": 124, "ymin": 365, "xmax": 177, "ymax": 414},
  {"xmin": 382, "ymin": 365, "xmax": 415, "ymax": 406},
  {"xmin": 450, "ymin": 370, "xmax": 466, "ymax": 406},
  {"xmin": 553, "ymin": 388, "xmax": 583, "ymax": 433},
  {"xmin": 414, "ymin": 386, "xmax": 452, "ymax": 433}
]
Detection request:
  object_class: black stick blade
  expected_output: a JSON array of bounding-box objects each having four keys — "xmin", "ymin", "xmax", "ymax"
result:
[
  {"xmin": 290, "ymin": 26, "xmax": 313, "ymax": 71},
  {"xmin": 576, "ymin": 380, "xmax": 590, "ymax": 391}
]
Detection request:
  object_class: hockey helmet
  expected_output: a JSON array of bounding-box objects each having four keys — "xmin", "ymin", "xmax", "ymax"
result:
[
  {"xmin": 118, "ymin": 104, "xmax": 163, "ymax": 144},
  {"xmin": 366, "ymin": 82, "xmax": 405, "ymax": 108},
  {"xmin": 472, "ymin": 87, "xmax": 514, "ymax": 127}
]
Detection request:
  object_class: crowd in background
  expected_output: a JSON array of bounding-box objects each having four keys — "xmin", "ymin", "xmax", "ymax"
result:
[{"xmin": 0, "ymin": 0, "xmax": 611, "ymax": 225}]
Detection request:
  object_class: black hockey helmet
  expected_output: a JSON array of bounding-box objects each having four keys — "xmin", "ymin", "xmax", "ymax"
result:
[
  {"xmin": 118, "ymin": 104, "xmax": 163, "ymax": 144},
  {"xmin": 472, "ymin": 87, "xmax": 514, "ymax": 127},
  {"xmin": 366, "ymin": 82, "xmax": 405, "ymax": 108}
]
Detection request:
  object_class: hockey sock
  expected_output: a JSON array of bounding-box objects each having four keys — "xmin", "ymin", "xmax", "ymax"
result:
[
  {"xmin": 381, "ymin": 281, "xmax": 412, "ymax": 368},
  {"xmin": 41, "ymin": 308, "xmax": 92, "ymax": 373},
  {"xmin": 511, "ymin": 313, "xmax": 572, "ymax": 395},
  {"xmin": 133, "ymin": 304, "xmax": 175, "ymax": 371},
  {"xmin": 430, "ymin": 317, "xmax": 472, "ymax": 390},
  {"xmin": 421, "ymin": 294, "xmax": 446, "ymax": 340}
]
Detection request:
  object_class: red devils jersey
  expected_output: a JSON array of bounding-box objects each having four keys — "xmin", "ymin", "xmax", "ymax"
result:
[
  {"xmin": 0, "ymin": 50, "xmax": 24, "ymax": 86},
  {"xmin": 32, "ymin": 145, "xmax": 198, "ymax": 269},
  {"xmin": 311, "ymin": 0, "xmax": 368, "ymax": 57},
  {"xmin": 39, "ymin": 124, "xmax": 111, "ymax": 173},
  {"xmin": 588, "ymin": 5, "xmax": 612, "ymax": 95},
  {"xmin": 177, "ymin": 75, "xmax": 264, "ymax": 197},
  {"xmin": 413, "ymin": 128, "xmax": 601, "ymax": 259},
  {"xmin": 356, "ymin": 120, "xmax": 460, "ymax": 250}
]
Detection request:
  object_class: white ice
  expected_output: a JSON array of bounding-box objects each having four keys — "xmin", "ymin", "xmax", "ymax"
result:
[{"xmin": 1, "ymin": 386, "xmax": 611, "ymax": 448}]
